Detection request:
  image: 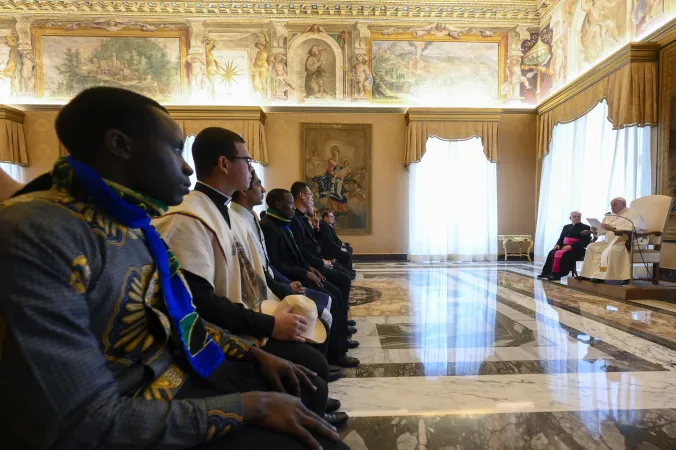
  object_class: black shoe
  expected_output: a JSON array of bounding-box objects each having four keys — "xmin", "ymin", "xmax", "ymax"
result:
[
  {"xmin": 345, "ymin": 339, "xmax": 360, "ymax": 349},
  {"xmin": 324, "ymin": 412, "xmax": 349, "ymax": 428},
  {"xmin": 326, "ymin": 397, "xmax": 341, "ymax": 413},
  {"xmin": 328, "ymin": 368, "xmax": 344, "ymax": 382},
  {"xmin": 349, "ymin": 273, "xmax": 356, "ymax": 280},
  {"xmin": 347, "ymin": 326, "xmax": 358, "ymax": 335},
  {"xmin": 347, "ymin": 319, "xmax": 357, "ymax": 326},
  {"xmin": 330, "ymin": 354, "xmax": 360, "ymax": 368},
  {"xmin": 548, "ymin": 274, "xmax": 562, "ymax": 281},
  {"xmin": 575, "ymin": 276, "xmax": 589, "ymax": 281},
  {"xmin": 350, "ymin": 270, "xmax": 357, "ymax": 277},
  {"xmin": 537, "ymin": 274, "xmax": 549, "ymax": 279},
  {"xmin": 591, "ymin": 278, "xmax": 605, "ymax": 284}
]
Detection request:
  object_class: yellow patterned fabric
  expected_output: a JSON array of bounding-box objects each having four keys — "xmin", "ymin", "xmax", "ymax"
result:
[
  {"xmin": 536, "ymin": 59, "xmax": 657, "ymax": 160},
  {"xmin": 405, "ymin": 110, "xmax": 500, "ymax": 165}
]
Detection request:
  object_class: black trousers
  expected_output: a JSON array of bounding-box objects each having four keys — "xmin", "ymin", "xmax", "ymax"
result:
[
  {"xmin": 334, "ymin": 250, "xmax": 353, "ymax": 272},
  {"xmin": 299, "ymin": 275, "xmax": 349, "ymax": 360},
  {"xmin": 316, "ymin": 266, "xmax": 351, "ymax": 309},
  {"xmin": 263, "ymin": 338, "xmax": 329, "ymax": 382},
  {"xmin": 178, "ymin": 361, "xmax": 349, "ymax": 450},
  {"xmin": 540, "ymin": 248, "xmax": 583, "ymax": 276},
  {"xmin": 194, "ymin": 426, "xmax": 349, "ymax": 450}
]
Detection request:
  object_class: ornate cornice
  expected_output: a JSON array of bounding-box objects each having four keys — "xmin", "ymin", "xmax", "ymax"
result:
[
  {"xmin": 0, "ymin": 1, "xmax": 540, "ymax": 25},
  {"xmin": 406, "ymin": 108, "xmax": 503, "ymax": 123},
  {"xmin": 537, "ymin": 42, "xmax": 660, "ymax": 115},
  {"xmin": 166, "ymin": 105, "xmax": 266, "ymax": 123},
  {"xmin": 0, "ymin": 105, "xmax": 25, "ymax": 123},
  {"xmin": 641, "ymin": 17, "xmax": 676, "ymax": 48}
]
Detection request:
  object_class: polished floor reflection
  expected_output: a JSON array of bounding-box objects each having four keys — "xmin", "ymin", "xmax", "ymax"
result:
[{"xmin": 336, "ymin": 262, "xmax": 676, "ymax": 449}]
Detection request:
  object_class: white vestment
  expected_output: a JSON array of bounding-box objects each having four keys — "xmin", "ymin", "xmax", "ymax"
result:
[
  {"xmin": 578, "ymin": 207, "xmax": 647, "ymax": 281},
  {"xmin": 153, "ymin": 190, "xmax": 276, "ymax": 344}
]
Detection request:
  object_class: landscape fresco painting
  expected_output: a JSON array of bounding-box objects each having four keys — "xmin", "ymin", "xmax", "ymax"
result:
[
  {"xmin": 371, "ymin": 40, "xmax": 500, "ymax": 104},
  {"xmin": 39, "ymin": 35, "xmax": 183, "ymax": 100},
  {"xmin": 302, "ymin": 123, "xmax": 371, "ymax": 235}
]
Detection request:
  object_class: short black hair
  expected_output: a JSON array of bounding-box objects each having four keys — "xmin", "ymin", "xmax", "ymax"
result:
[
  {"xmin": 290, "ymin": 181, "xmax": 310, "ymax": 199},
  {"xmin": 266, "ymin": 188, "xmax": 290, "ymax": 209},
  {"xmin": 321, "ymin": 211, "xmax": 331, "ymax": 219},
  {"xmin": 192, "ymin": 127, "xmax": 245, "ymax": 180},
  {"xmin": 231, "ymin": 168, "xmax": 256, "ymax": 202},
  {"xmin": 55, "ymin": 87, "xmax": 168, "ymax": 164}
]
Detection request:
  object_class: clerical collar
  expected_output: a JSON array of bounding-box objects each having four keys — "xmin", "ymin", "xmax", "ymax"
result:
[
  {"xmin": 294, "ymin": 208, "xmax": 307, "ymax": 218},
  {"xmin": 195, "ymin": 181, "xmax": 231, "ymax": 207}
]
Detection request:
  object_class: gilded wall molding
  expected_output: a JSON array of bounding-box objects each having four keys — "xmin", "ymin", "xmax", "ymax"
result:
[
  {"xmin": 0, "ymin": 1, "xmax": 540, "ymax": 25},
  {"xmin": 165, "ymin": 106, "xmax": 266, "ymax": 123},
  {"xmin": 536, "ymin": 42, "xmax": 660, "ymax": 115},
  {"xmin": 642, "ymin": 17, "xmax": 676, "ymax": 48},
  {"xmin": 0, "ymin": 105, "xmax": 26, "ymax": 123},
  {"xmin": 406, "ymin": 108, "xmax": 503, "ymax": 123}
]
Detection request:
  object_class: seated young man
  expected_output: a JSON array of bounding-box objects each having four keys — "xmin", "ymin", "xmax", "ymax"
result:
[
  {"xmin": 230, "ymin": 169, "xmax": 352, "ymax": 380},
  {"xmin": 260, "ymin": 188, "xmax": 360, "ymax": 368},
  {"xmin": 318, "ymin": 211, "xmax": 355, "ymax": 276},
  {"xmin": 153, "ymin": 127, "xmax": 346, "ymax": 426},
  {"xmin": 0, "ymin": 87, "xmax": 347, "ymax": 450},
  {"xmin": 230, "ymin": 171, "xmax": 333, "ymax": 315}
]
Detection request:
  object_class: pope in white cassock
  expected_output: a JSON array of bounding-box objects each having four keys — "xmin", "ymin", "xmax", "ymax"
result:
[{"xmin": 578, "ymin": 197, "xmax": 647, "ymax": 283}]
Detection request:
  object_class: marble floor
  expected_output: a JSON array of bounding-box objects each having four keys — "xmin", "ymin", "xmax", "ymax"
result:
[{"xmin": 335, "ymin": 262, "xmax": 676, "ymax": 449}]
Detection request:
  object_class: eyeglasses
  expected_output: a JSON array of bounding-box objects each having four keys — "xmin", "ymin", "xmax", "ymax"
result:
[{"xmin": 229, "ymin": 156, "xmax": 254, "ymax": 167}]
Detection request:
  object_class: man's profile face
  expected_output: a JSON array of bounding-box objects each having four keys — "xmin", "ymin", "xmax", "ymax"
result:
[
  {"xmin": 249, "ymin": 172, "xmax": 266, "ymax": 206},
  {"xmin": 226, "ymin": 142, "xmax": 253, "ymax": 193},
  {"xmin": 126, "ymin": 107, "xmax": 193, "ymax": 206},
  {"xmin": 278, "ymin": 192, "xmax": 295, "ymax": 219},
  {"xmin": 610, "ymin": 199, "xmax": 625, "ymax": 214},
  {"xmin": 299, "ymin": 186, "xmax": 314, "ymax": 209},
  {"xmin": 324, "ymin": 212, "xmax": 336, "ymax": 225}
]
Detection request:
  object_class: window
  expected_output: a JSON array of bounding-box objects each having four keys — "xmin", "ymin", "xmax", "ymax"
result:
[
  {"xmin": 408, "ymin": 136, "xmax": 498, "ymax": 261},
  {"xmin": 0, "ymin": 162, "xmax": 24, "ymax": 184},
  {"xmin": 534, "ymin": 100, "xmax": 652, "ymax": 259}
]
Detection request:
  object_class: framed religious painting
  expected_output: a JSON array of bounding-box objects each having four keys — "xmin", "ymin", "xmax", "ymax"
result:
[
  {"xmin": 301, "ymin": 123, "xmax": 372, "ymax": 235},
  {"xmin": 32, "ymin": 26, "xmax": 188, "ymax": 102}
]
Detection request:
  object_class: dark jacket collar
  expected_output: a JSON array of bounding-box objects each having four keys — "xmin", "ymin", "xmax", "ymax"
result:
[{"xmin": 194, "ymin": 181, "xmax": 230, "ymax": 207}]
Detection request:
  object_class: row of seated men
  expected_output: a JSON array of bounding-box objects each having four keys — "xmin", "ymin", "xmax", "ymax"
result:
[
  {"xmin": 538, "ymin": 199, "xmax": 646, "ymax": 283},
  {"xmin": 0, "ymin": 87, "xmax": 355, "ymax": 450}
]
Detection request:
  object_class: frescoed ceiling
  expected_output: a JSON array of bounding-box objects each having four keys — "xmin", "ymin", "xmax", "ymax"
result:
[{"xmin": 0, "ymin": 1, "xmax": 673, "ymax": 107}]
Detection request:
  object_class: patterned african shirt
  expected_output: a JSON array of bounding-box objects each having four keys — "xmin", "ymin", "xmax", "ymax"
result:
[{"xmin": 0, "ymin": 161, "xmax": 253, "ymax": 449}]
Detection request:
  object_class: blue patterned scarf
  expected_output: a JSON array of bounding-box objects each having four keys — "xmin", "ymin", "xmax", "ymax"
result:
[{"xmin": 62, "ymin": 156, "xmax": 224, "ymax": 378}]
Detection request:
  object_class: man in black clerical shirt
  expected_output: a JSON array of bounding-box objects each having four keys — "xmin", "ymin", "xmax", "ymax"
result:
[
  {"xmin": 261, "ymin": 188, "xmax": 360, "ymax": 368},
  {"xmin": 317, "ymin": 211, "xmax": 355, "ymax": 276}
]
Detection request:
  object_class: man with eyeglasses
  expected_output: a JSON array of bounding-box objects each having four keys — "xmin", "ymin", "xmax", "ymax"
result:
[{"xmin": 154, "ymin": 127, "xmax": 348, "ymax": 427}]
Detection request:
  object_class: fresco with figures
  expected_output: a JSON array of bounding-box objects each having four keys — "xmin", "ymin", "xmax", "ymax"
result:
[
  {"xmin": 531, "ymin": 0, "xmax": 670, "ymax": 102},
  {"xmin": 302, "ymin": 123, "xmax": 371, "ymax": 235},
  {"xmin": 371, "ymin": 38, "xmax": 502, "ymax": 104},
  {"xmin": 0, "ymin": 4, "xmax": 674, "ymax": 106}
]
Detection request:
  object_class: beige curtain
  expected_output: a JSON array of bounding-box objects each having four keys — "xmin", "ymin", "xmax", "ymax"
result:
[
  {"xmin": 537, "ymin": 60, "xmax": 657, "ymax": 160},
  {"xmin": 180, "ymin": 117, "xmax": 268, "ymax": 165},
  {"xmin": 405, "ymin": 109, "xmax": 500, "ymax": 165},
  {"xmin": 0, "ymin": 106, "xmax": 28, "ymax": 166}
]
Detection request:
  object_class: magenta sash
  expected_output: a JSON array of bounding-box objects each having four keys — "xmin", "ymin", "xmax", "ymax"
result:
[{"xmin": 552, "ymin": 237, "xmax": 581, "ymax": 273}]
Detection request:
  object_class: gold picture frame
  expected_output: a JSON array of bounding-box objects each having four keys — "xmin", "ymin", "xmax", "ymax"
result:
[
  {"xmin": 368, "ymin": 31, "xmax": 508, "ymax": 104},
  {"xmin": 301, "ymin": 123, "xmax": 372, "ymax": 235},
  {"xmin": 32, "ymin": 26, "xmax": 189, "ymax": 102}
]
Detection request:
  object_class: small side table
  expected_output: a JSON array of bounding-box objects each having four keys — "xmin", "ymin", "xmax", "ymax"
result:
[{"xmin": 498, "ymin": 235, "xmax": 534, "ymax": 262}]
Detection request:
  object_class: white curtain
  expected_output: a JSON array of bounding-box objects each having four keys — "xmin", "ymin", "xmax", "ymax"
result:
[
  {"xmin": 408, "ymin": 137, "xmax": 498, "ymax": 261},
  {"xmin": 535, "ymin": 100, "xmax": 652, "ymax": 260},
  {"xmin": 0, "ymin": 162, "xmax": 24, "ymax": 183},
  {"xmin": 182, "ymin": 135, "xmax": 265, "ymax": 214}
]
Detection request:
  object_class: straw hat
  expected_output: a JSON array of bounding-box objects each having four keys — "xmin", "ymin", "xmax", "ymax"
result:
[{"xmin": 261, "ymin": 295, "xmax": 326, "ymax": 344}]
